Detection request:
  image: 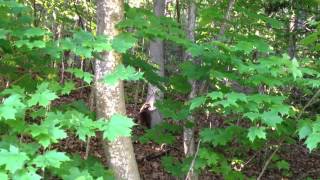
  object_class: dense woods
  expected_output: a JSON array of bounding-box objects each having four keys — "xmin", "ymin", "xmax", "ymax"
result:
[{"xmin": 1, "ymin": 0, "xmax": 320, "ymax": 179}]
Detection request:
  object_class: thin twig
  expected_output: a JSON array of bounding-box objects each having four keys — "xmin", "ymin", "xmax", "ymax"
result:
[
  {"xmin": 84, "ymin": 137, "xmax": 90, "ymax": 160},
  {"xmin": 185, "ymin": 140, "xmax": 201, "ymax": 180},
  {"xmin": 257, "ymin": 146, "xmax": 280, "ymax": 180}
]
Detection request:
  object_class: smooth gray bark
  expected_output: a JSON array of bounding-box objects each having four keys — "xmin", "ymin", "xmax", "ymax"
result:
[
  {"xmin": 95, "ymin": 0, "xmax": 140, "ymax": 179},
  {"xmin": 145, "ymin": 0, "xmax": 166, "ymax": 128},
  {"xmin": 184, "ymin": 2, "xmax": 198, "ymax": 180}
]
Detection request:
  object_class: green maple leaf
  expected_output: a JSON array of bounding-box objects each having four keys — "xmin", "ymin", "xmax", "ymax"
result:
[
  {"xmin": 270, "ymin": 104, "xmax": 291, "ymax": 116},
  {"xmin": 33, "ymin": 150, "xmax": 70, "ymax": 168},
  {"xmin": 291, "ymin": 58, "xmax": 303, "ymax": 80},
  {"xmin": 61, "ymin": 81, "xmax": 76, "ymax": 95},
  {"xmin": 112, "ymin": 33, "xmax": 137, "ymax": 53},
  {"xmin": 186, "ymin": 44, "xmax": 205, "ymax": 57},
  {"xmin": 0, "ymin": 106, "xmax": 17, "ymax": 120},
  {"xmin": 169, "ymin": 75, "xmax": 192, "ymax": 94},
  {"xmin": 189, "ymin": 96, "xmax": 206, "ymax": 110},
  {"xmin": 66, "ymin": 68, "xmax": 93, "ymax": 84},
  {"xmin": 199, "ymin": 148, "xmax": 219, "ymax": 166},
  {"xmin": 24, "ymin": 28, "xmax": 47, "ymax": 37},
  {"xmin": 102, "ymin": 65, "xmax": 143, "ymax": 85},
  {"xmin": 62, "ymin": 167, "xmax": 94, "ymax": 180},
  {"xmin": 94, "ymin": 35, "xmax": 112, "ymax": 52},
  {"xmin": 276, "ymin": 160, "xmax": 290, "ymax": 171},
  {"xmin": 261, "ymin": 110, "xmax": 283, "ymax": 127},
  {"xmin": 100, "ymin": 114, "xmax": 135, "ymax": 141},
  {"xmin": 27, "ymin": 83, "xmax": 58, "ymax": 107},
  {"xmin": 298, "ymin": 119, "xmax": 313, "ymax": 140},
  {"xmin": 233, "ymin": 41, "xmax": 255, "ymax": 53},
  {"xmin": 200, "ymin": 128, "xmax": 233, "ymax": 146},
  {"xmin": 247, "ymin": 127, "xmax": 266, "ymax": 142},
  {"xmin": 0, "ymin": 86, "xmax": 25, "ymax": 97},
  {"xmin": 12, "ymin": 167, "xmax": 41, "ymax": 180},
  {"xmin": 180, "ymin": 61, "xmax": 206, "ymax": 80},
  {"xmin": 207, "ymin": 91, "xmax": 224, "ymax": 101},
  {"xmin": 63, "ymin": 111, "xmax": 98, "ymax": 141},
  {"xmin": 0, "ymin": 94, "xmax": 25, "ymax": 120},
  {"xmin": 243, "ymin": 112, "xmax": 260, "ymax": 122},
  {"xmin": 156, "ymin": 100, "xmax": 189, "ymax": 121},
  {"xmin": 28, "ymin": 115, "xmax": 67, "ymax": 148},
  {"xmin": 305, "ymin": 133, "xmax": 320, "ymax": 151},
  {"xmin": 0, "ymin": 145, "xmax": 29, "ymax": 173}
]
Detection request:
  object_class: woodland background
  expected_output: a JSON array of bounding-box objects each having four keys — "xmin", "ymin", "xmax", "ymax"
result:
[{"xmin": 1, "ymin": 0, "xmax": 320, "ymax": 179}]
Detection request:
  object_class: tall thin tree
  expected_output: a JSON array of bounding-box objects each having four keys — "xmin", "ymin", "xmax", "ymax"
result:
[
  {"xmin": 144, "ymin": 0, "xmax": 166, "ymax": 128},
  {"xmin": 95, "ymin": 0, "xmax": 140, "ymax": 179},
  {"xmin": 184, "ymin": 1, "xmax": 197, "ymax": 180}
]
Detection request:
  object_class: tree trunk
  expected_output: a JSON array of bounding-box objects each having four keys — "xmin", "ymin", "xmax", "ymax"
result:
[
  {"xmin": 95, "ymin": 0, "xmax": 140, "ymax": 179},
  {"xmin": 145, "ymin": 0, "xmax": 166, "ymax": 128},
  {"xmin": 217, "ymin": 0, "xmax": 236, "ymax": 39},
  {"xmin": 288, "ymin": 4, "xmax": 297, "ymax": 59},
  {"xmin": 184, "ymin": 1, "xmax": 197, "ymax": 180}
]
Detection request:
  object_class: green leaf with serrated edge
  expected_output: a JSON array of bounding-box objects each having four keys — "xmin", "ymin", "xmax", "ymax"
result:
[
  {"xmin": 189, "ymin": 96, "xmax": 206, "ymax": 110},
  {"xmin": 27, "ymin": 83, "xmax": 58, "ymax": 107},
  {"xmin": 12, "ymin": 167, "xmax": 41, "ymax": 180},
  {"xmin": 99, "ymin": 114, "xmax": 135, "ymax": 141},
  {"xmin": 0, "ymin": 86, "xmax": 25, "ymax": 97},
  {"xmin": 276, "ymin": 160, "xmax": 290, "ymax": 170},
  {"xmin": 0, "ymin": 106, "xmax": 17, "ymax": 120},
  {"xmin": 112, "ymin": 33, "xmax": 137, "ymax": 53},
  {"xmin": 0, "ymin": 145, "xmax": 29, "ymax": 173},
  {"xmin": 270, "ymin": 104, "xmax": 291, "ymax": 116},
  {"xmin": 298, "ymin": 119, "xmax": 313, "ymax": 140},
  {"xmin": 199, "ymin": 148, "xmax": 219, "ymax": 166},
  {"xmin": 102, "ymin": 65, "xmax": 143, "ymax": 85},
  {"xmin": 169, "ymin": 75, "xmax": 191, "ymax": 94},
  {"xmin": 24, "ymin": 28, "xmax": 47, "ymax": 37},
  {"xmin": 243, "ymin": 112, "xmax": 260, "ymax": 122},
  {"xmin": 0, "ymin": 94, "xmax": 25, "ymax": 120},
  {"xmin": 66, "ymin": 68, "xmax": 93, "ymax": 84},
  {"xmin": 63, "ymin": 111, "xmax": 98, "ymax": 141},
  {"xmin": 62, "ymin": 167, "xmax": 94, "ymax": 180},
  {"xmin": 28, "ymin": 113, "xmax": 67, "ymax": 148},
  {"xmin": 247, "ymin": 127, "xmax": 266, "ymax": 142},
  {"xmin": 94, "ymin": 35, "xmax": 112, "ymax": 52},
  {"xmin": 305, "ymin": 133, "xmax": 320, "ymax": 151},
  {"xmin": 207, "ymin": 91, "xmax": 223, "ymax": 101},
  {"xmin": 61, "ymin": 81, "xmax": 76, "ymax": 95},
  {"xmin": 291, "ymin": 58, "xmax": 303, "ymax": 80},
  {"xmin": 33, "ymin": 151, "xmax": 70, "ymax": 168},
  {"xmin": 261, "ymin": 110, "xmax": 283, "ymax": 127}
]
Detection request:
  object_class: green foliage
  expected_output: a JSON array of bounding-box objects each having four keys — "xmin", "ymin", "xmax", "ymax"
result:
[
  {"xmin": 0, "ymin": 145, "xmax": 29, "ymax": 173},
  {"xmin": 247, "ymin": 127, "xmax": 267, "ymax": 142},
  {"xmin": 100, "ymin": 114, "xmax": 135, "ymax": 141},
  {"xmin": 1, "ymin": 0, "xmax": 320, "ymax": 179},
  {"xmin": 139, "ymin": 122, "xmax": 182, "ymax": 144},
  {"xmin": 32, "ymin": 151, "xmax": 70, "ymax": 169},
  {"xmin": 66, "ymin": 68, "xmax": 94, "ymax": 84},
  {"xmin": 102, "ymin": 64, "xmax": 144, "ymax": 85}
]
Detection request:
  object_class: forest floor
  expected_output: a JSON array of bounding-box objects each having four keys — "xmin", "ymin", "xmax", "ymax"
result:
[{"xmin": 56, "ymin": 88, "xmax": 320, "ymax": 180}]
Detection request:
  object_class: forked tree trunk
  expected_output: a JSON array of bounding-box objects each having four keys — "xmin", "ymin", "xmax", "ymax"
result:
[
  {"xmin": 95, "ymin": 0, "xmax": 140, "ymax": 179},
  {"xmin": 184, "ymin": 1, "xmax": 197, "ymax": 180},
  {"xmin": 145, "ymin": 0, "xmax": 166, "ymax": 128}
]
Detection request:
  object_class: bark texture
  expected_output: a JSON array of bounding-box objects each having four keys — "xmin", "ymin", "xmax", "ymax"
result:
[
  {"xmin": 95, "ymin": 0, "xmax": 140, "ymax": 179},
  {"xmin": 184, "ymin": 2, "xmax": 198, "ymax": 180},
  {"xmin": 145, "ymin": 0, "xmax": 166, "ymax": 128},
  {"xmin": 218, "ymin": 0, "xmax": 236, "ymax": 38}
]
